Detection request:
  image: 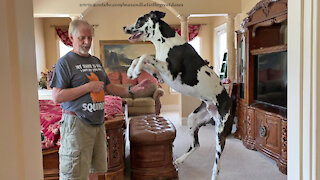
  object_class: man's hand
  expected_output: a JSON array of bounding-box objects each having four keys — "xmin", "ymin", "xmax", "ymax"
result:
[
  {"xmin": 131, "ymin": 79, "xmax": 152, "ymax": 94},
  {"xmin": 86, "ymin": 81, "xmax": 104, "ymax": 92}
]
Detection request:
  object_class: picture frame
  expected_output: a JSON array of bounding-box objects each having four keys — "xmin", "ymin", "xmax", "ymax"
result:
[{"xmin": 99, "ymin": 40, "xmax": 155, "ymax": 73}]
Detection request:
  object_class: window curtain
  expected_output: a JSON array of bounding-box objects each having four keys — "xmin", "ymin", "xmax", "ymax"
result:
[
  {"xmin": 173, "ymin": 24, "xmax": 201, "ymax": 41},
  {"xmin": 55, "ymin": 27, "xmax": 72, "ymax": 47}
]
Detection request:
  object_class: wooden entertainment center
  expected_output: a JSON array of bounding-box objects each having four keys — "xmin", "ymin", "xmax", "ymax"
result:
[{"xmin": 234, "ymin": 0, "xmax": 287, "ymax": 174}]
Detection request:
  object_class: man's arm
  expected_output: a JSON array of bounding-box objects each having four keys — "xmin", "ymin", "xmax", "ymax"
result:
[
  {"xmin": 105, "ymin": 83, "xmax": 129, "ymax": 97},
  {"xmin": 52, "ymin": 81, "xmax": 104, "ymax": 104},
  {"xmin": 105, "ymin": 79, "xmax": 152, "ymax": 97}
]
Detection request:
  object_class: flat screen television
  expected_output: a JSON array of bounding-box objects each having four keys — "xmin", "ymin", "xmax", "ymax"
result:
[{"xmin": 254, "ymin": 51, "xmax": 287, "ymax": 108}]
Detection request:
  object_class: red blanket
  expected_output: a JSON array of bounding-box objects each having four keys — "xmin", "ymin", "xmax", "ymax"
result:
[{"xmin": 40, "ymin": 96, "xmax": 123, "ymax": 150}]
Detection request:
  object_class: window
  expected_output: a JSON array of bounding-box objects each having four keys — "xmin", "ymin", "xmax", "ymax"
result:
[
  {"xmin": 58, "ymin": 40, "xmax": 73, "ymax": 58},
  {"xmin": 189, "ymin": 36, "xmax": 201, "ymax": 54},
  {"xmin": 214, "ymin": 23, "xmax": 227, "ymax": 75}
]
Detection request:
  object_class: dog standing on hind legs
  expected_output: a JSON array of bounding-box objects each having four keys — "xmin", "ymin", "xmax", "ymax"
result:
[{"xmin": 123, "ymin": 11, "xmax": 236, "ymax": 180}]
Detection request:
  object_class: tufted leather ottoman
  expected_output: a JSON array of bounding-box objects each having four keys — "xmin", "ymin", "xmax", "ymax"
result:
[{"xmin": 129, "ymin": 115, "xmax": 178, "ymax": 180}]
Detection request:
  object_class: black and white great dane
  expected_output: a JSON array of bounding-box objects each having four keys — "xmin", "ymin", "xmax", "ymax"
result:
[{"xmin": 123, "ymin": 11, "xmax": 235, "ymax": 180}]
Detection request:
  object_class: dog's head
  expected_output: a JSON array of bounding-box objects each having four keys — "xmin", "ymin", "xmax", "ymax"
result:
[{"xmin": 123, "ymin": 11, "xmax": 176, "ymax": 43}]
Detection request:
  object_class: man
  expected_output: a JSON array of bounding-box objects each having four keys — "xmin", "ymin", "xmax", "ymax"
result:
[{"xmin": 50, "ymin": 19, "xmax": 149, "ymax": 180}]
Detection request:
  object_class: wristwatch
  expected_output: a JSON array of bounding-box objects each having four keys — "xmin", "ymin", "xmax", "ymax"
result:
[{"xmin": 128, "ymin": 85, "xmax": 134, "ymax": 96}]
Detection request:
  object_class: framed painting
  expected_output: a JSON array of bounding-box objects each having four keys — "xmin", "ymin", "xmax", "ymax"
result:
[{"xmin": 99, "ymin": 40, "xmax": 155, "ymax": 73}]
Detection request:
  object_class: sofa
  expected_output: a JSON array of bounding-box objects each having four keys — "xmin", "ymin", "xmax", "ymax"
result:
[{"xmin": 107, "ymin": 70, "xmax": 164, "ymax": 116}]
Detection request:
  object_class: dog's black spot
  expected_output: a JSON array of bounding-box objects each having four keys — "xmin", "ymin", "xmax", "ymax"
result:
[
  {"xmin": 187, "ymin": 146, "xmax": 192, "ymax": 152},
  {"xmin": 205, "ymin": 71, "xmax": 211, "ymax": 76},
  {"xmin": 158, "ymin": 20, "xmax": 176, "ymax": 38},
  {"xmin": 161, "ymin": 37, "xmax": 165, "ymax": 43},
  {"xmin": 216, "ymin": 158, "xmax": 218, "ymax": 164},
  {"xmin": 145, "ymin": 26, "xmax": 148, "ymax": 32},
  {"xmin": 153, "ymin": 30, "xmax": 155, "ymax": 36},
  {"xmin": 216, "ymin": 89, "xmax": 231, "ymax": 118},
  {"xmin": 157, "ymin": 39, "xmax": 161, "ymax": 41},
  {"xmin": 152, "ymin": 73, "xmax": 157, "ymax": 78},
  {"xmin": 153, "ymin": 24, "xmax": 156, "ymax": 29},
  {"xmin": 209, "ymin": 117, "xmax": 215, "ymax": 126},
  {"xmin": 193, "ymin": 127, "xmax": 200, "ymax": 147},
  {"xmin": 166, "ymin": 43, "xmax": 207, "ymax": 86},
  {"xmin": 147, "ymin": 33, "xmax": 150, "ymax": 38},
  {"xmin": 193, "ymin": 101, "xmax": 206, "ymax": 114},
  {"xmin": 217, "ymin": 151, "xmax": 221, "ymax": 158},
  {"xmin": 209, "ymin": 66, "xmax": 213, "ymax": 69},
  {"xmin": 218, "ymin": 133, "xmax": 227, "ymax": 152},
  {"xmin": 135, "ymin": 16, "xmax": 148, "ymax": 28}
]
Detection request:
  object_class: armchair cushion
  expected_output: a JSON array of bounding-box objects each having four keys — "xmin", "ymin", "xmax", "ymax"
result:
[{"xmin": 132, "ymin": 97, "xmax": 155, "ymax": 106}]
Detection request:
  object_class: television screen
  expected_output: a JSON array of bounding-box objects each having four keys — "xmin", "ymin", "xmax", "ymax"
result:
[{"xmin": 254, "ymin": 51, "xmax": 287, "ymax": 108}]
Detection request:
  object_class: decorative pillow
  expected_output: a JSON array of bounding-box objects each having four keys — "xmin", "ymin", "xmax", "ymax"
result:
[
  {"xmin": 133, "ymin": 83, "xmax": 157, "ymax": 98},
  {"xmin": 104, "ymin": 95, "xmax": 123, "ymax": 119},
  {"xmin": 137, "ymin": 71, "xmax": 159, "ymax": 85},
  {"xmin": 121, "ymin": 72, "xmax": 138, "ymax": 85},
  {"xmin": 107, "ymin": 71, "xmax": 121, "ymax": 84}
]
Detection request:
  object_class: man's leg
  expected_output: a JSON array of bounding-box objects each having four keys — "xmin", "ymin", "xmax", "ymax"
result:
[
  {"xmin": 90, "ymin": 123, "xmax": 107, "ymax": 174},
  {"xmin": 59, "ymin": 114, "xmax": 95, "ymax": 180}
]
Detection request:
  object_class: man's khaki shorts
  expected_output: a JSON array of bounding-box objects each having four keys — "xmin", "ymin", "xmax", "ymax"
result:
[{"xmin": 59, "ymin": 114, "xmax": 107, "ymax": 180}]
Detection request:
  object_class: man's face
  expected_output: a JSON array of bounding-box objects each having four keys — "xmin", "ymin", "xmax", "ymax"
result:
[{"xmin": 71, "ymin": 24, "xmax": 92, "ymax": 56}]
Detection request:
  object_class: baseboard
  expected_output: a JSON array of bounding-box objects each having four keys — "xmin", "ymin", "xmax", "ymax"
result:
[{"xmin": 161, "ymin": 104, "xmax": 179, "ymax": 112}]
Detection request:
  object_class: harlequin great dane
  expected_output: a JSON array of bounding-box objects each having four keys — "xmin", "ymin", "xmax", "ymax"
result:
[{"xmin": 123, "ymin": 11, "xmax": 235, "ymax": 180}]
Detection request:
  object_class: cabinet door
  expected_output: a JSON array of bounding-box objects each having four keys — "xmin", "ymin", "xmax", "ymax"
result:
[
  {"xmin": 106, "ymin": 128, "xmax": 124, "ymax": 169},
  {"xmin": 265, "ymin": 115, "xmax": 281, "ymax": 154},
  {"xmin": 255, "ymin": 112, "xmax": 281, "ymax": 154}
]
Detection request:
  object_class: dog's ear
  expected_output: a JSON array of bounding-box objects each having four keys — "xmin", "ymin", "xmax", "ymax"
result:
[{"xmin": 150, "ymin": 11, "xmax": 166, "ymax": 21}]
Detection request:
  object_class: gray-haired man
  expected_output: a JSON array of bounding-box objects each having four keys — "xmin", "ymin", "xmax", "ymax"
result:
[{"xmin": 51, "ymin": 19, "xmax": 150, "ymax": 179}]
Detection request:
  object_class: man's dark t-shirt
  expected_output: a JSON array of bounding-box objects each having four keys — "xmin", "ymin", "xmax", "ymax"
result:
[{"xmin": 50, "ymin": 51, "xmax": 110, "ymax": 125}]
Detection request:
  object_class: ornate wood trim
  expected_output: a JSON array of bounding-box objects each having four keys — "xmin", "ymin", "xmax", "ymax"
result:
[
  {"xmin": 250, "ymin": 44, "xmax": 287, "ymax": 55},
  {"xmin": 247, "ymin": 0, "xmax": 281, "ymax": 18},
  {"xmin": 243, "ymin": 0, "xmax": 287, "ymax": 28},
  {"xmin": 252, "ymin": 19, "xmax": 276, "ymax": 37}
]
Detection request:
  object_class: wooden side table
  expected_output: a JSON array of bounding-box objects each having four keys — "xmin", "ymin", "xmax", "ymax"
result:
[{"xmin": 105, "ymin": 114, "xmax": 125, "ymax": 180}]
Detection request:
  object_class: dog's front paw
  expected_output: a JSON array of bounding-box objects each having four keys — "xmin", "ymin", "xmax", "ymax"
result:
[
  {"xmin": 173, "ymin": 157, "xmax": 185, "ymax": 166},
  {"xmin": 157, "ymin": 77, "xmax": 164, "ymax": 84},
  {"xmin": 131, "ymin": 69, "xmax": 141, "ymax": 79},
  {"xmin": 127, "ymin": 69, "xmax": 133, "ymax": 79}
]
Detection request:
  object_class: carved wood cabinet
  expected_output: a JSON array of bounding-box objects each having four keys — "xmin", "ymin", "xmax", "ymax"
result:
[
  {"xmin": 235, "ymin": 0, "xmax": 287, "ymax": 174},
  {"xmin": 105, "ymin": 115, "xmax": 126, "ymax": 180}
]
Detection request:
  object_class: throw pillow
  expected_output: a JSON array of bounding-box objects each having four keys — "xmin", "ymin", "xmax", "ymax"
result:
[
  {"xmin": 107, "ymin": 71, "xmax": 121, "ymax": 84},
  {"xmin": 121, "ymin": 72, "xmax": 138, "ymax": 85},
  {"xmin": 137, "ymin": 71, "xmax": 159, "ymax": 85}
]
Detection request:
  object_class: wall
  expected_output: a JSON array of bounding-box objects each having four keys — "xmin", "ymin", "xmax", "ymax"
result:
[
  {"xmin": 33, "ymin": 0, "xmax": 241, "ymax": 17},
  {"xmin": 34, "ymin": 18, "xmax": 47, "ymax": 80},
  {"xmin": 35, "ymin": 1, "xmax": 229, "ymax": 109},
  {"xmin": 0, "ymin": 0, "xmax": 43, "ymax": 179},
  {"xmin": 83, "ymin": 6, "xmax": 227, "ymax": 107},
  {"xmin": 241, "ymin": 0, "xmax": 260, "ymax": 13},
  {"xmin": 288, "ymin": 0, "xmax": 320, "ymax": 179}
]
